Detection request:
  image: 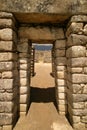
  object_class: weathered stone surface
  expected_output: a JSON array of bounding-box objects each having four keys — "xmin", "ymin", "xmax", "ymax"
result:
[
  {"xmin": 19, "ymin": 64, "xmax": 28, "ymax": 70},
  {"xmin": 73, "ymin": 122, "xmax": 86, "ymax": 130},
  {"xmin": 67, "ymin": 67, "xmax": 83, "ymax": 73},
  {"xmin": 0, "ymin": 53, "xmax": 17, "ymax": 61},
  {"xmin": 59, "ymin": 93, "xmax": 65, "ymax": 99},
  {"xmin": 73, "ymin": 94, "xmax": 87, "ymax": 102},
  {"xmin": 54, "ymin": 40, "xmax": 66, "ymax": 49},
  {"xmin": 2, "ymin": 72, "xmax": 13, "ymax": 78},
  {"xmin": 58, "ymin": 87, "xmax": 65, "ymax": 93},
  {"xmin": 67, "ymin": 57, "xmax": 87, "ymax": 67},
  {"xmin": 58, "ymin": 104, "xmax": 66, "ymax": 111},
  {"xmin": 73, "ymin": 109, "xmax": 87, "ymax": 116},
  {"xmin": 19, "ymin": 59, "xmax": 28, "ymax": 64},
  {"xmin": 0, "ymin": 102, "xmax": 13, "ymax": 112},
  {"xmin": 17, "ymin": 42, "xmax": 28, "ymax": 53},
  {"xmin": 72, "ymin": 116, "xmax": 80, "ymax": 123},
  {"xmin": 0, "ymin": 12, "xmax": 13, "ymax": 18},
  {"xmin": 19, "ymin": 70, "xmax": 28, "ymax": 78},
  {"xmin": 0, "ymin": 28, "xmax": 13, "ymax": 41},
  {"xmin": 83, "ymin": 24, "xmax": 87, "ymax": 35},
  {"xmin": 0, "ymin": 92, "xmax": 13, "ymax": 101},
  {"xmin": 19, "ymin": 27, "xmax": 65, "ymax": 42},
  {"xmin": 0, "ymin": 113, "xmax": 12, "ymax": 125},
  {"xmin": 83, "ymin": 85, "xmax": 87, "ymax": 94},
  {"xmin": 0, "ymin": 41, "xmax": 16, "ymax": 51},
  {"xmin": 0, "ymin": 19, "xmax": 14, "ymax": 28},
  {"xmin": 57, "ymin": 71, "xmax": 66, "ymax": 79},
  {"xmin": 0, "ymin": 62, "xmax": 14, "ymax": 72},
  {"xmin": 3, "ymin": 125, "xmax": 12, "ymax": 130},
  {"xmin": 67, "ymin": 34, "xmax": 87, "ymax": 47},
  {"xmin": 81, "ymin": 116, "xmax": 87, "ymax": 123},
  {"xmin": 66, "ymin": 46, "xmax": 86, "ymax": 58},
  {"xmin": 56, "ymin": 57, "xmax": 66, "ymax": 66},
  {"xmin": 55, "ymin": 49, "xmax": 65, "ymax": 57},
  {"xmin": 20, "ymin": 104, "xmax": 27, "ymax": 112},
  {"xmin": 19, "ymin": 53, "xmax": 30, "ymax": 58},
  {"xmin": 20, "ymin": 95, "xmax": 27, "ymax": 103},
  {"xmin": 73, "ymin": 102, "xmax": 84, "ymax": 109},
  {"xmin": 0, "ymin": 79, "xmax": 13, "ymax": 89},
  {"xmin": 70, "ymin": 15, "xmax": 87, "ymax": 23},
  {"xmin": 57, "ymin": 79, "xmax": 65, "ymax": 86},
  {"xmin": 66, "ymin": 22, "xmax": 83, "ymax": 36},
  {"xmin": 20, "ymin": 87, "xmax": 28, "ymax": 94},
  {"xmin": 20, "ymin": 78, "xmax": 28, "ymax": 86},
  {"xmin": 72, "ymin": 74, "xmax": 87, "ymax": 83},
  {"xmin": 57, "ymin": 66, "xmax": 66, "ymax": 71},
  {"xmin": 84, "ymin": 67, "xmax": 87, "ymax": 74}
]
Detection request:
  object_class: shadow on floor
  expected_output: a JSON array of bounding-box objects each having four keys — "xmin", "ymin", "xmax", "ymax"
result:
[{"xmin": 29, "ymin": 87, "xmax": 58, "ymax": 110}]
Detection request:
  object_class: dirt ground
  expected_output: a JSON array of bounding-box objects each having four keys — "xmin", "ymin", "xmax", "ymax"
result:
[{"xmin": 14, "ymin": 63, "xmax": 73, "ymax": 130}]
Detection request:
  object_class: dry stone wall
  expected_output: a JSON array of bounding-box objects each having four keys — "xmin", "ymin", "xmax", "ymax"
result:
[
  {"xmin": 0, "ymin": 12, "xmax": 19, "ymax": 130},
  {"xmin": 17, "ymin": 39, "xmax": 32, "ymax": 116},
  {"xmin": 66, "ymin": 15, "xmax": 87, "ymax": 130},
  {"xmin": 53, "ymin": 29, "xmax": 67, "ymax": 115}
]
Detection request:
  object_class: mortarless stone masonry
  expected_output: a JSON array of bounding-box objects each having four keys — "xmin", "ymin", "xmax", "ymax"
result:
[{"xmin": 0, "ymin": 1, "xmax": 87, "ymax": 130}]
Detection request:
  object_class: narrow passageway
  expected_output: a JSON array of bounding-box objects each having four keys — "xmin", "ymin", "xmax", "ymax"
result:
[{"xmin": 14, "ymin": 63, "xmax": 73, "ymax": 130}]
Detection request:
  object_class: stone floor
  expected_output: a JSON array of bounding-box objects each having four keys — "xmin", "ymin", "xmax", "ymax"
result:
[{"xmin": 14, "ymin": 63, "xmax": 73, "ymax": 130}]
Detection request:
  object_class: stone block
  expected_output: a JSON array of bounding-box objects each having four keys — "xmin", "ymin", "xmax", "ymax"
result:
[
  {"xmin": 56, "ymin": 57, "xmax": 66, "ymax": 66},
  {"xmin": 55, "ymin": 49, "xmax": 65, "ymax": 57},
  {"xmin": 72, "ymin": 116, "xmax": 80, "ymax": 123},
  {"xmin": 20, "ymin": 78, "xmax": 28, "ymax": 86},
  {"xmin": 2, "ymin": 72, "xmax": 13, "ymax": 78},
  {"xmin": 83, "ymin": 85, "xmax": 87, "ymax": 94},
  {"xmin": 20, "ymin": 95, "xmax": 27, "ymax": 104},
  {"xmin": 20, "ymin": 104, "xmax": 27, "ymax": 112},
  {"xmin": 0, "ymin": 12, "xmax": 13, "ymax": 19},
  {"xmin": 0, "ymin": 53, "xmax": 17, "ymax": 62},
  {"xmin": 0, "ymin": 79, "xmax": 13, "ymax": 90},
  {"xmin": 73, "ymin": 94, "xmax": 87, "ymax": 102},
  {"xmin": 0, "ymin": 102, "xmax": 13, "ymax": 113},
  {"xmin": 19, "ymin": 53, "xmax": 30, "ymax": 58},
  {"xmin": 0, "ymin": 19, "xmax": 14, "ymax": 28},
  {"xmin": 17, "ymin": 42, "xmax": 28, "ymax": 53},
  {"xmin": 66, "ymin": 46, "xmax": 86, "ymax": 58},
  {"xmin": 19, "ymin": 70, "xmax": 27, "ymax": 78},
  {"xmin": 57, "ymin": 79, "xmax": 65, "ymax": 86},
  {"xmin": 54, "ymin": 40, "xmax": 66, "ymax": 49},
  {"xmin": 67, "ymin": 34, "xmax": 87, "ymax": 47},
  {"xmin": 3, "ymin": 125, "xmax": 12, "ymax": 130},
  {"xmin": 84, "ymin": 67, "xmax": 87, "ymax": 74},
  {"xmin": 57, "ymin": 66, "xmax": 66, "ymax": 71},
  {"xmin": 70, "ymin": 15, "xmax": 87, "ymax": 22},
  {"xmin": 58, "ymin": 100, "xmax": 66, "ymax": 105},
  {"xmin": 72, "ymin": 74, "xmax": 87, "ymax": 83},
  {"xmin": 67, "ymin": 67, "xmax": 83, "ymax": 73},
  {"xmin": 0, "ymin": 41, "xmax": 16, "ymax": 51},
  {"xmin": 20, "ymin": 87, "xmax": 28, "ymax": 94},
  {"xmin": 58, "ymin": 87, "xmax": 65, "ymax": 93},
  {"xmin": 73, "ymin": 102, "xmax": 84, "ymax": 109},
  {"xmin": 67, "ymin": 57, "xmax": 87, "ymax": 67},
  {"xmin": 58, "ymin": 104, "xmax": 66, "ymax": 111},
  {"xmin": 58, "ymin": 93, "xmax": 65, "ymax": 99},
  {"xmin": 66, "ymin": 22, "xmax": 83, "ymax": 36},
  {"xmin": 0, "ymin": 113, "xmax": 12, "ymax": 125},
  {"xmin": 19, "ymin": 59, "xmax": 28, "ymax": 64},
  {"xmin": 0, "ymin": 28, "xmax": 13, "ymax": 41},
  {"xmin": 73, "ymin": 122, "xmax": 86, "ymax": 130},
  {"xmin": 73, "ymin": 109, "xmax": 87, "ymax": 116},
  {"xmin": 0, "ymin": 92, "xmax": 13, "ymax": 101},
  {"xmin": 81, "ymin": 116, "xmax": 87, "ymax": 123},
  {"xmin": 19, "ymin": 64, "xmax": 28, "ymax": 70},
  {"xmin": 57, "ymin": 71, "xmax": 66, "ymax": 79},
  {"xmin": 0, "ymin": 62, "xmax": 14, "ymax": 72},
  {"xmin": 83, "ymin": 24, "xmax": 87, "ymax": 35}
]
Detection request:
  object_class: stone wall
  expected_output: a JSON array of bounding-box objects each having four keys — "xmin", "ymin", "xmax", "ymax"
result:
[
  {"xmin": 17, "ymin": 39, "xmax": 32, "ymax": 116},
  {"xmin": 0, "ymin": 12, "xmax": 19, "ymax": 130},
  {"xmin": 66, "ymin": 15, "xmax": 87, "ymax": 130},
  {"xmin": 52, "ymin": 29, "xmax": 67, "ymax": 115}
]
